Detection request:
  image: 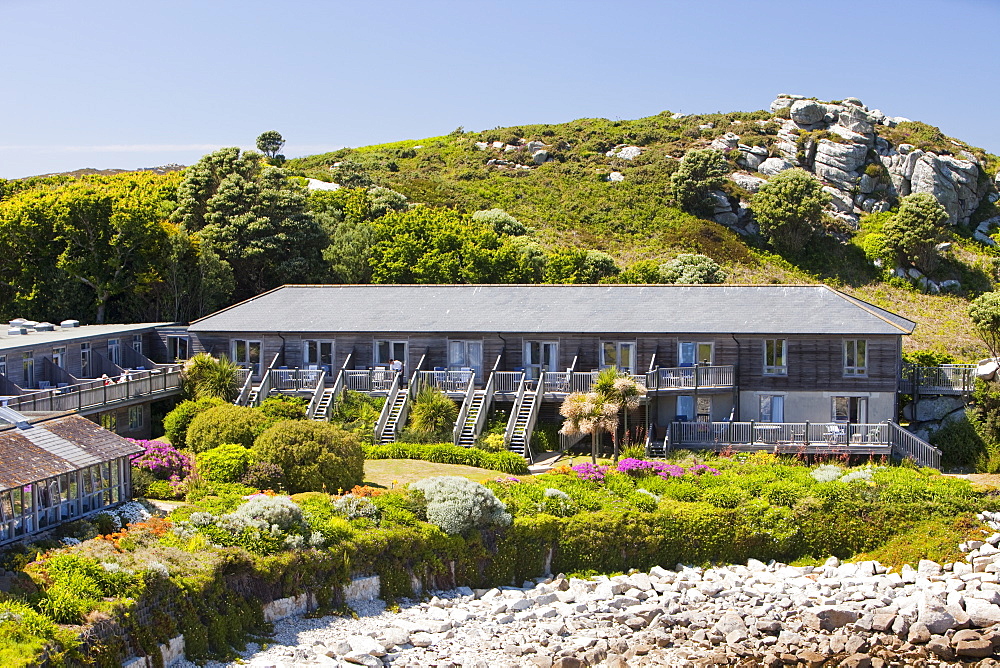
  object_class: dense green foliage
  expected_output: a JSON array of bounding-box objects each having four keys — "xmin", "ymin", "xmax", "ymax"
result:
[
  {"xmin": 197, "ymin": 444, "xmax": 256, "ymax": 483},
  {"xmin": 182, "ymin": 353, "xmax": 240, "ymax": 402},
  {"xmin": 750, "ymin": 168, "xmax": 830, "ymax": 256},
  {"xmin": 884, "ymin": 193, "xmax": 949, "ymax": 273},
  {"xmin": 670, "ymin": 149, "xmax": 729, "ymax": 217},
  {"xmin": 406, "ymin": 386, "xmax": 459, "ymax": 442},
  {"xmin": 162, "ymin": 397, "xmax": 226, "ymax": 449},
  {"xmin": 659, "ymin": 253, "xmax": 727, "ymax": 284},
  {"xmin": 252, "ymin": 421, "xmax": 364, "ymax": 493},
  {"xmin": 187, "ymin": 404, "xmax": 270, "ymax": 452},
  {"xmin": 970, "ymin": 291, "xmax": 1000, "ymax": 358}
]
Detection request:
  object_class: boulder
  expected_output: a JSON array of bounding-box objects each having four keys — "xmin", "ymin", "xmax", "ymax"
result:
[
  {"xmin": 607, "ymin": 171, "xmax": 624, "ymax": 182},
  {"xmin": 532, "ymin": 150, "xmax": 549, "ymax": 165},
  {"xmin": 964, "ymin": 597, "xmax": 1000, "ymax": 627},
  {"xmin": 711, "ymin": 133, "xmax": 741, "ymax": 152},
  {"xmin": 731, "ymin": 173, "xmax": 767, "ymax": 193},
  {"xmin": 770, "ymin": 97, "xmax": 795, "ymax": 113},
  {"xmin": 837, "ymin": 106, "xmax": 875, "ymax": 135},
  {"xmin": 909, "ymin": 153, "xmax": 984, "ymax": 225},
  {"xmin": 758, "ymin": 157, "xmax": 795, "ymax": 176},
  {"xmin": 790, "ymin": 100, "xmax": 826, "ymax": 125},
  {"xmin": 802, "ymin": 607, "xmax": 860, "ymax": 632}
]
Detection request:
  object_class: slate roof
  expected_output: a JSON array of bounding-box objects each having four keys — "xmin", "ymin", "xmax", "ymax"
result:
[
  {"xmin": 0, "ymin": 322, "xmax": 169, "ymax": 353},
  {"xmin": 0, "ymin": 413, "xmax": 143, "ymax": 492},
  {"xmin": 188, "ymin": 284, "xmax": 915, "ymax": 336}
]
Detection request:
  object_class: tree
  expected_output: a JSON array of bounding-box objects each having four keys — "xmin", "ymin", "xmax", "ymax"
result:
[
  {"xmin": 408, "ymin": 386, "xmax": 459, "ymax": 441},
  {"xmin": 659, "ymin": 254, "xmax": 727, "ymax": 284},
  {"xmin": 593, "ymin": 367, "xmax": 646, "ymax": 460},
  {"xmin": 182, "ymin": 353, "xmax": 240, "ymax": 402},
  {"xmin": 670, "ymin": 149, "xmax": 729, "ymax": 217},
  {"xmin": 970, "ymin": 291, "xmax": 1000, "ymax": 360},
  {"xmin": 559, "ymin": 390, "xmax": 621, "ymax": 464},
  {"xmin": 750, "ymin": 168, "xmax": 830, "ymax": 256},
  {"xmin": 543, "ymin": 249, "xmax": 620, "ymax": 283},
  {"xmin": 172, "ymin": 148, "xmax": 327, "ymax": 300},
  {"xmin": 256, "ymin": 130, "xmax": 286, "ymax": 165},
  {"xmin": 883, "ymin": 193, "xmax": 948, "ymax": 273}
]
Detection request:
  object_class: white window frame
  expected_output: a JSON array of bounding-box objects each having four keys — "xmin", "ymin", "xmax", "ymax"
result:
[
  {"xmin": 843, "ymin": 339, "xmax": 868, "ymax": 377},
  {"xmin": 52, "ymin": 347, "xmax": 66, "ymax": 369},
  {"xmin": 128, "ymin": 405, "xmax": 143, "ymax": 430},
  {"xmin": 107, "ymin": 338, "xmax": 121, "ymax": 366},
  {"xmin": 374, "ymin": 340, "xmax": 408, "ymax": 369},
  {"xmin": 832, "ymin": 396, "xmax": 868, "ymax": 424},
  {"xmin": 231, "ymin": 339, "xmax": 263, "ymax": 376},
  {"xmin": 679, "ymin": 341, "xmax": 714, "ymax": 366},
  {"xmin": 0, "ymin": 354, "xmax": 6, "ymax": 377},
  {"xmin": 759, "ymin": 394, "xmax": 785, "ymax": 422},
  {"xmin": 448, "ymin": 339, "xmax": 484, "ymax": 381},
  {"xmin": 167, "ymin": 335, "xmax": 189, "ymax": 361},
  {"xmin": 304, "ymin": 340, "xmax": 335, "ymax": 370},
  {"xmin": 601, "ymin": 341, "xmax": 637, "ymax": 374},
  {"xmin": 80, "ymin": 343, "xmax": 91, "ymax": 377},
  {"xmin": 763, "ymin": 339, "xmax": 787, "ymax": 376},
  {"xmin": 524, "ymin": 341, "xmax": 559, "ymax": 380},
  {"xmin": 22, "ymin": 352, "xmax": 34, "ymax": 388},
  {"xmin": 132, "ymin": 334, "xmax": 143, "ymax": 355}
]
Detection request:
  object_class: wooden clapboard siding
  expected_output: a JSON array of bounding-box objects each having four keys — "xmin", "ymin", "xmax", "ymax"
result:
[{"xmin": 737, "ymin": 335, "xmax": 898, "ymax": 392}]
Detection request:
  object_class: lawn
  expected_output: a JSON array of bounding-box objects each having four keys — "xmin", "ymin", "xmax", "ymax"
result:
[{"xmin": 364, "ymin": 459, "xmax": 514, "ymax": 487}]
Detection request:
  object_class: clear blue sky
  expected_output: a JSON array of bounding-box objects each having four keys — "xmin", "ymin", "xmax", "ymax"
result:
[{"xmin": 1, "ymin": 0, "xmax": 997, "ymax": 178}]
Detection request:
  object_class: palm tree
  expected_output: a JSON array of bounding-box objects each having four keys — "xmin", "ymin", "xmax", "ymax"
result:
[
  {"xmin": 182, "ymin": 353, "xmax": 239, "ymax": 402},
  {"xmin": 559, "ymin": 390, "xmax": 620, "ymax": 464},
  {"xmin": 594, "ymin": 367, "xmax": 646, "ymax": 461}
]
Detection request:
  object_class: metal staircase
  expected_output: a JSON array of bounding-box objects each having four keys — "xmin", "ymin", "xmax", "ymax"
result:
[
  {"xmin": 504, "ymin": 372, "xmax": 542, "ymax": 461},
  {"xmin": 377, "ymin": 390, "xmax": 408, "ymax": 443},
  {"xmin": 311, "ymin": 387, "xmax": 336, "ymax": 421},
  {"xmin": 456, "ymin": 390, "xmax": 487, "ymax": 447}
]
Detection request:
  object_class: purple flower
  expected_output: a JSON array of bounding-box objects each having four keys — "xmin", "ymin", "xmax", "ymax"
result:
[
  {"xmin": 129, "ymin": 439, "xmax": 192, "ymax": 480},
  {"xmin": 686, "ymin": 464, "xmax": 720, "ymax": 476},
  {"xmin": 572, "ymin": 463, "xmax": 609, "ymax": 482}
]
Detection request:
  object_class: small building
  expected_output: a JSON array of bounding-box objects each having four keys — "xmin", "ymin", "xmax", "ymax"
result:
[
  {"xmin": 0, "ymin": 319, "xmax": 186, "ymax": 438},
  {"xmin": 0, "ymin": 407, "xmax": 143, "ymax": 545}
]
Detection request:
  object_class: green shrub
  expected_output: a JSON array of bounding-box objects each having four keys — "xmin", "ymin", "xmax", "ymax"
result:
[
  {"xmin": 163, "ymin": 397, "xmax": 226, "ymax": 449},
  {"xmin": 363, "ymin": 442, "xmax": 529, "ymax": 475},
  {"xmin": 333, "ymin": 494, "xmax": 381, "ymax": 522},
  {"xmin": 670, "ymin": 149, "xmax": 729, "ymax": 216},
  {"xmin": 241, "ymin": 461, "xmax": 286, "ymax": 490},
  {"xmin": 702, "ymin": 486, "xmax": 746, "ymax": 508},
  {"xmin": 411, "ymin": 476, "xmax": 512, "ymax": 535},
  {"xmin": 253, "ymin": 421, "xmax": 364, "ymax": 494},
  {"xmin": 145, "ymin": 480, "xmax": 180, "ymax": 500},
  {"xmin": 198, "ymin": 444, "xmax": 255, "ymax": 483},
  {"xmin": 930, "ymin": 416, "xmax": 986, "ymax": 469},
  {"xmin": 750, "ymin": 168, "xmax": 830, "ymax": 256},
  {"xmin": 187, "ymin": 404, "xmax": 269, "ymax": 453},
  {"xmin": 182, "ymin": 354, "xmax": 240, "ymax": 402},
  {"xmin": 131, "ymin": 466, "xmax": 156, "ymax": 497},
  {"xmin": 477, "ymin": 433, "xmax": 505, "ymax": 452},
  {"xmin": 659, "ymin": 254, "xmax": 727, "ymax": 284},
  {"xmin": 408, "ymin": 387, "xmax": 458, "ymax": 442},
  {"xmin": 259, "ymin": 396, "xmax": 308, "ymax": 423}
]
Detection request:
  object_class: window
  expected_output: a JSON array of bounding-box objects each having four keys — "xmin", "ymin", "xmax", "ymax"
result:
[
  {"xmin": 51, "ymin": 347, "xmax": 66, "ymax": 369},
  {"xmin": 833, "ymin": 396, "xmax": 868, "ymax": 423},
  {"xmin": 602, "ymin": 341, "xmax": 636, "ymax": 373},
  {"xmin": 524, "ymin": 341, "xmax": 559, "ymax": 380},
  {"xmin": 449, "ymin": 340, "xmax": 483, "ymax": 380},
  {"xmin": 167, "ymin": 335, "xmax": 189, "ymax": 361},
  {"xmin": 80, "ymin": 343, "xmax": 91, "ymax": 377},
  {"xmin": 759, "ymin": 394, "xmax": 785, "ymax": 422},
  {"xmin": 679, "ymin": 341, "xmax": 714, "ymax": 366},
  {"xmin": 844, "ymin": 340, "xmax": 867, "ymax": 376},
  {"xmin": 128, "ymin": 405, "xmax": 143, "ymax": 430},
  {"xmin": 763, "ymin": 339, "xmax": 787, "ymax": 376},
  {"xmin": 22, "ymin": 353, "xmax": 34, "ymax": 388},
  {"xmin": 676, "ymin": 395, "xmax": 712, "ymax": 421},
  {"xmin": 374, "ymin": 340, "xmax": 407, "ymax": 369},
  {"xmin": 132, "ymin": 335, "xmax": 143, "ymax": 355},
  {"xmin": 107, "ymin": 338, "xmax": 121, "ymax": 366},
  {"xmin": 0, "ymin": 354, "xmax": 6, "ymax": 377},
  {"xmin": 100, "ymin": 411, "xmax": 117, "ymax": 432},
  {"xmin": 304, "ymin": 340, "xmax": 334, "ymax": 369},
  {"xmin": 231, "ymin": 340, "xmax": 262, "ymax": 376}
]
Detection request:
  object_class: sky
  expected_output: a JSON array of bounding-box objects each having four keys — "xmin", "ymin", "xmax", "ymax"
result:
[{"xmin": 1, "ymin": 0, "xmax": 997, "ymax": 178}]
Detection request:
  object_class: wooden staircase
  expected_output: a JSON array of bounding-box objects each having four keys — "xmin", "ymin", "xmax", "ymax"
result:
[
  {"xmin": 311, "ymin": 388, "xmax": 336, "ymax": 421},
  {"xmin": 507, "ymin": 389, "xmax": 537, "ymax": 457},
  {"xmin": 456, "ymin": 390, "xmax": 487, "ymax": 447},
  {"xmin": 377, "ymin": 390, "xmax": 408, "ymax": 443}
]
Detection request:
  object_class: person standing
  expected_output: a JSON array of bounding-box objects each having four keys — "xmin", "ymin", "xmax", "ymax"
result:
[{"xmin": 390, "ymin": 358, "xmax": 403, "ymax": 375}]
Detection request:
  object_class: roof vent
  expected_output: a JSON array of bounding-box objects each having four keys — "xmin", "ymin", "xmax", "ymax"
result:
[
  {"xmin": 8, "ymin": 318, "xmax": 25, "ymax": 327},
  {"xmin": 33, "ymin": 322, "xmax": 55, "ymax": 332},
  {"xmin": 6, "ymin": 327, "xmax": 26, "ymax": 336},
  {"xmin": 20, "ymin": 321, "xmax": 37, "ymax": 331},
  {"xmin": 60, "ymin": 319, "xmax": 80, "ymax": 329}
]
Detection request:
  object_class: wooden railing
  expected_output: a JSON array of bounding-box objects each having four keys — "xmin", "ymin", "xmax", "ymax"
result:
[
  {"xmin": 654, "ymin": 365, "xmax": 735, "ymax": 390},
  {"xmin": 3, "ymin": 366, "xmax": 184, "ymax": 414},
  {"xmin": 900, "ymin": 363, "xmax": 976, "ymax": 395},
  {"xmin": 235, "ymin": 368, "xmax": 251, "ymax": 388},
  {"xmin": 474, "ymin": 354, "xmax": 503, "ymax": 441},
  {"xmin": 397, "ymin": 354, "xmax": 425, "ymax": 432},
  {"xmin": 234, "ymin": 371, "xmax": 253, "ymax": 406},
  {"xmin": 326, "ymin": 352, "xmax": 353, "ymax": 417},
  {"xmin": 452, "ymin": 374, "xmax": 478, "ymax": 445},
  {"xmin": 669, "ymin": 421, "xmax": 892, "ymax": 448},
  {"xmin": 269, "ymin": 368, "xmax": 325, "ymax": 392},
  {"xmin": 503, "ymin": 373, "xmax": 528, "ymax": 447},
  {"xmin": 374, "ymin": 372, "xmax": 402, "ymax": 441},
  {"xmin": 415, "ymin": 370, "xmax": 474, "ymax": 394},
  {"xmin": 344, "ymin": 369, "xmax": 396, "ymax": 393},
  {"xmin": 494, "ymin": 371, "xmax": 522, "ymax": 394},
  {"xmin": 889, "ymin": 421, "xmax": 942, "ymax": 468},
  {"xmin": 305, "ymin": 370, "xmax": 327, "ymax": 419},
  {"xmin": 522, "ymin": 371, "xmax": 545, "ymax": 462},
  {"xmin": 252, "ymin": 353, "xmax": 281, "ymax": 406}
]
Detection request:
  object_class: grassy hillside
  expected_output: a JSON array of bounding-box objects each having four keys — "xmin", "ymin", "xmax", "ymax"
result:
[{"xmin": 287, "ymin": 108, "xmax": 1000, "ymax": 359}]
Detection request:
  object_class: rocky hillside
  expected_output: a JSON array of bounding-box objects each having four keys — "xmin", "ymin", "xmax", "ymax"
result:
[{"xmin": 287, "ymin": 94, "xmax": 1000, "ymax": 358}]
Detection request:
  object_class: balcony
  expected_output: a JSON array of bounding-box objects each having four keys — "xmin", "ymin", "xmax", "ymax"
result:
[{"xmin": 0, "ymin": 366, "xmax": 184, "ymax": 415}]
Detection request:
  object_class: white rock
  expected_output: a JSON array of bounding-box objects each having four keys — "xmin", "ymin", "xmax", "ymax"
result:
[{"xmin": 758, "ymin": 157, "xmax": 795, "ymax": 176}]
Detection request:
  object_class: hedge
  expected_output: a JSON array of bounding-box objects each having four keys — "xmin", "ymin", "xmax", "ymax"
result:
[{"xmin": 363, "ymin": 442, "xmax": 529, "ymax": 475}]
